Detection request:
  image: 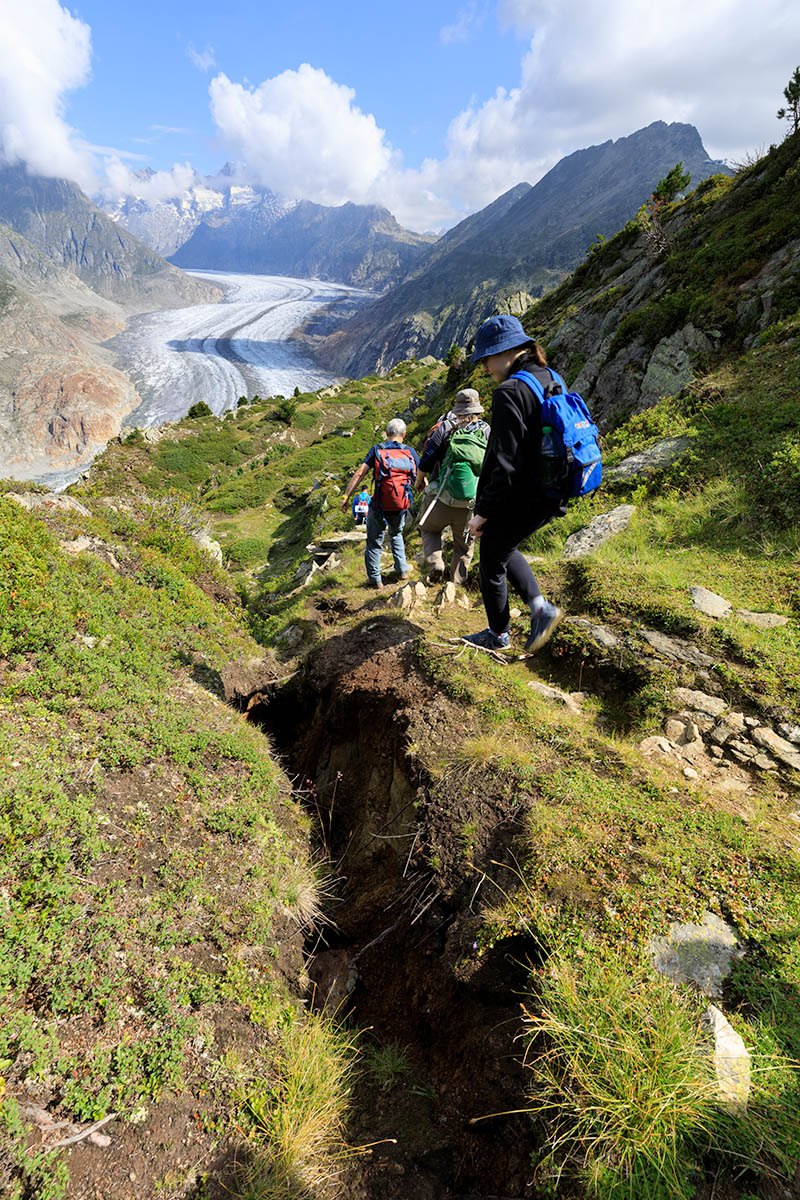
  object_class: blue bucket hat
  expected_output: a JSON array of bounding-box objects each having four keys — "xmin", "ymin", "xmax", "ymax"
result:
[{"xmin": 471, "ymin": 314, "xmax": 534, "ymax": 363}]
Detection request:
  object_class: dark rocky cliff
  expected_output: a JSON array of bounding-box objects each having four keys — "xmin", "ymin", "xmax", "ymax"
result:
[
  {"xmin": 311, "ymin": 122, "xmax": 730, "ymax": 377},
  {"xmin": 170, "ymin": 198, "xmax": 434, "ymax": 292}
]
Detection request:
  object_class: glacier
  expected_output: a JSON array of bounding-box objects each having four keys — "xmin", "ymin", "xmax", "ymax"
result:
[{"xmin": 111, "ymin": 271, "xmax": 372, "ymax": 428}]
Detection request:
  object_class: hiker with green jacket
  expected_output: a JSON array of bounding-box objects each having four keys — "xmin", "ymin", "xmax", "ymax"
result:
[{"xmin": 416, "ymin": 389, "xmax": 489, "ymax": 586}]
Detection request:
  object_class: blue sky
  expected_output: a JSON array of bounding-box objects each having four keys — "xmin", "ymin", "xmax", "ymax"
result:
[
  {"xmin": 2, "ymin": 0, "xmax": 799, "ymax": 229},
  {"xmin": 68, "ymin": 0, "xmax": 523, "ymax": 175}
]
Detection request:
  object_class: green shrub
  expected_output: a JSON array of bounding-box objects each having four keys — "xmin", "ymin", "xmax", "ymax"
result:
[
  {"xmin": 273, "ymin": 398, "xmax": 298, "ymax": 425},
  {"xmin": 227, "ymin": 537, "xmax": 269, "ymax": 567},
  {"xmin": 187, "ymin": 402, "xmax": 212, "ymax": 419}
]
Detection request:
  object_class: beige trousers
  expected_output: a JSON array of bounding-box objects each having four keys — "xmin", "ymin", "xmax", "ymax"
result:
[{"xmin": 419, "ymin": 494, "xmax": 475, "ymax": 586}]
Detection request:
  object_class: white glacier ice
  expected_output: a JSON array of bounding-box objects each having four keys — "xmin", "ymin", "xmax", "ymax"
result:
[{"xmin": 112, "ymin": 271, "xmax": 371, "ymax": 427}]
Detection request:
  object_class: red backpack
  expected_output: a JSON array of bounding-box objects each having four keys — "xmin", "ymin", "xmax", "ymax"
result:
[{"xmin": 373, "ymin": 444, "xmax": 416, "ymax": 513}]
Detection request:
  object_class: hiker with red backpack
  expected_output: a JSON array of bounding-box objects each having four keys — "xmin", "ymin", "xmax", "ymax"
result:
[
  {"xmin": 341, "ymin": 418, "xmax": 419, "ymax": 589},
  {"xmin": 462, "ymin": 315, "xmax": 602, "ymax": 652},
  {"xmin": 416, "ymin": 389, "xmax": 490, "ymax": 586}
]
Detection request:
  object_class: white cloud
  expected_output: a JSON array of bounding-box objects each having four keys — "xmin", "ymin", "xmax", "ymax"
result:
[
  {"xmin": 204, "ymin": 3, "xmax": 800, "ymax": 232},
  {"xmin": 0, "ymin": 0, "xmax": 95, "ymax": 186},
  {"xmin": 187, "ymin": 44, "xmax": 216, "ymax": 72},
  {"xmin": 440, "ymin": 3, "xmax": 484, "ymax": 45},
  {"xmin": 209, "ymin": 64, "xmax": 395, "ymax": 207},
  {"xmin": 488, "ymin": 0, "xmax": 800, "ymax": 168},
  {"xmin": 100, "ymin": 159, "xmax": 198, "ymax": 204}
]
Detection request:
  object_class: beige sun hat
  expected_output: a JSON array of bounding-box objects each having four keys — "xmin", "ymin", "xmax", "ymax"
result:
[{"xmin": 452, "ymin": 388, "xmax": 484, "ymax": 416}]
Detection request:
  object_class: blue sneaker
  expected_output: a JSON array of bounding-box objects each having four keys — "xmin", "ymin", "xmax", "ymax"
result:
[
  {"xmin": 525, "ymin": 601, "xmax": 563, "ymax": 652},
  {"xmin": 461, "ymin": 627, "xmax": 511, "ymax": 650}
]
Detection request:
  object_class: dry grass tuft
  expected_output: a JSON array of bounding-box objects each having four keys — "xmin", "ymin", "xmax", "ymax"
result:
[{"xmin": 241, "ymin": 1013, "xmax": 359, "ymax": 1199}]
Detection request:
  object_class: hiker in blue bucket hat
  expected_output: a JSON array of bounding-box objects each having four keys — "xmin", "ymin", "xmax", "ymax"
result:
[{"xmin": 461, "ymin": 314, "xmax": 566, "ymax": 652}]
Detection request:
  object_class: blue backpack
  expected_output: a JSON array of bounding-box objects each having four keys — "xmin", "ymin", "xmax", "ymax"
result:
[{"xmin": 512, "ymin": 368, "xmax": 602, "ymax": 501}]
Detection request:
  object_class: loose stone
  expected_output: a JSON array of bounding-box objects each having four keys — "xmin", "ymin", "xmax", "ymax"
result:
[
  {"xmin": 664, "ymin": 719, "xmax": 687, "ymax": 743},
  {"xmin": 672, "ymin": 688, "xmax": 728, "ymax": 718},
  {"xmin": 689, "ymin": 586, "xmax": 732, "ymax": 619},
  {"xmin": 702, "ymin": 1004, "xmax": 750, "ymax": 1110}
]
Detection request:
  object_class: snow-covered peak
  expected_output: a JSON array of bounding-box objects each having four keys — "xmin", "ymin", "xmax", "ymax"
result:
[{"xmin": 98, "ymin": 168, "xmax": 292, "ymax": 258}]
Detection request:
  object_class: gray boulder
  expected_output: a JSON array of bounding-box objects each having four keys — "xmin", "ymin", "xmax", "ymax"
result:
[
  {"xmin": 605, "ymin": 435, "xmax": 695, "ymax": 482},
  {"xmin": 562, "ymin": 504, "xmax": 636, "ymax": 560},
  {"xmin": 689, "ymin": 586, "xmax": 732, "ymax": 619},
  {"xmin": 650, "ymin": 911, "xmax": 744, "ymax": 998}
]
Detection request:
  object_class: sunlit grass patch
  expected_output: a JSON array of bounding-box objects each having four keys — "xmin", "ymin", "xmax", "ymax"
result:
[
  {"xmin": 524, "ymin": 956, "xmax": 788, "ymax": 1199},
  {"xmin": 240, "ymin": 1014, "xmax": 359, "ymax": 1199}
]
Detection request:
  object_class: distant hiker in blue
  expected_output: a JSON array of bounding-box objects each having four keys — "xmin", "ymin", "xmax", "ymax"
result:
[
  {"xmin": 351, "ymin": 488, "xmax": 370, "ymax": 526},
  {"xmin": 462, "ymin": 315, "xmax": 565, "ymax": 652},
  {"xmin": 416, "ymin": 389, "xmax": 490, "ymax": 586},
  {"xmin": 341, "ymin": 418, "xmax": 419, "ymax": 589}
]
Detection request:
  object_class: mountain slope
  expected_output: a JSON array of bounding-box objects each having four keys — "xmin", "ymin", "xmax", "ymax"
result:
[
  {"xmin": 0, "ymin": 222, "xmax": 141, "ymax": 483},
  {"xmin": 169, "ymin": 197, "xmax": 435, "ymax": 291},
  {"xmin": 524, "ymin": 127, "xmax": 800, "ymax": 424},
  {"xmin": 312, "ymin": 122, "xmax": 730, "ymax": 376},
  {"xmin": 67, "ymin": 127, "xmax": 800, "ymax": 1190},
  {"xmin": 0, "ymin": 166, "xmax": 220, "ymax": 309}
]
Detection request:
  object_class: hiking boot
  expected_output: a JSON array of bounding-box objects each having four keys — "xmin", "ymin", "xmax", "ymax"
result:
[
  {"xmin": 367, "ymin": 578, "xmax": 384, "ymax": 590},
  {"xmin": 525, "ymin": 601, "xmax": 563, "ymax": 652},
  {"xmin": 461, "ymin": 627, "xmax": 511, "ymax": 650},
  {"xmin": 428, "ymin": 565, "xmax": 445, "ymax": 584}
]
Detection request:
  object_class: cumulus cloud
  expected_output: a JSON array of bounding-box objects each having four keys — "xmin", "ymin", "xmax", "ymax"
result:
[
  {"xmin": 489, "ymin": 0, "xmax": 799, "ymax": 166},
  {"xmin": 413, "ymin": 0, "xmax": 800, "ymax": 222},
  {"xmin": 0, "ymin": 0, "xmax": 94, "ymax": 186},
  {"xmin": 209, "ymin": 64, "xmax": 395, "ymax": 207},
  {"xmin": 205, "ymin": 2, "xmax": 799, "ymax": 231},
  {"xmin": 100, "ymin": 159, "xmax": 198, "ymax": 204},
  {"xmin": 187, "ymin": 43, "xmax": 216, "ymax": 72}
]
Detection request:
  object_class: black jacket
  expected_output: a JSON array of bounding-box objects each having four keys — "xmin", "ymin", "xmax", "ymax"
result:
[{"xmin": 474, "ymin": 355, "xmax": 568, "ymax": 523}]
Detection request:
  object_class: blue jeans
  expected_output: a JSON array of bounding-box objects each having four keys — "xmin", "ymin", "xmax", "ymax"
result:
[{"xmin": 365, "ymin": 505, "xmax": 408, "ymax": 581}]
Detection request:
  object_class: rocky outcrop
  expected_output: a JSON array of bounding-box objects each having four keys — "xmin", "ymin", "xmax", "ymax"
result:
[
  {"xmin": 562, "ymin": 504, "xmax": 636, "ymax": 559},
  {"xmin": 535, "ymin": 133, "xmax": 800, "ymax": 425},
  {"xmin": 605, "ymin": 436, "xmax": 696, "ymax": 481}
]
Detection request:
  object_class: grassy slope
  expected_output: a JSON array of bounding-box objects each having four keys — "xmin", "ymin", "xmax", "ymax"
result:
[
  {"xmin": 0, "ymin": 495, "xmax": 357, "ymax": 1199},
  {"xmin": 5, "ymin": 136, "xmax": 800, "ymax": 1198}
]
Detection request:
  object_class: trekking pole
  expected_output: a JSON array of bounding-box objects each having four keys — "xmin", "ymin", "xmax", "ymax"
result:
[{"xmin": 416, "ymin": 468, "xmax": 451, "ymax": 531}]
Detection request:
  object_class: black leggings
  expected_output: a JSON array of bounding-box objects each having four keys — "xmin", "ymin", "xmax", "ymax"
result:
[{"xmin": 478, "ymin": 508, "xmax": 555, "ymax": 635}]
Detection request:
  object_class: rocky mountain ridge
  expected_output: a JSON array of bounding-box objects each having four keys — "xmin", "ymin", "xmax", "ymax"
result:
[
  {"xmin": 0, "ymin": 166, "xmax": 220, "ymax": 309},
  {"xmin": 311, "ymin": 122, "xmax": 731, "ymax": 376}
]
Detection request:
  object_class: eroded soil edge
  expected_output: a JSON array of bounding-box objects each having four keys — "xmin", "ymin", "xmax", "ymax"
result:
[{"xmin": 249, "ymin": 618, "xmax": 541, "ymax": 1200}]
